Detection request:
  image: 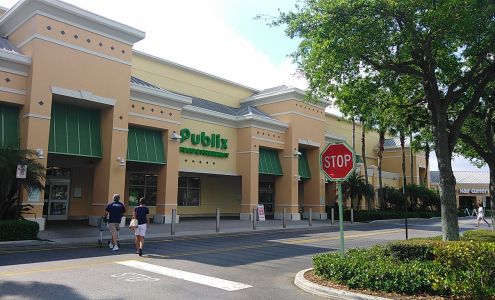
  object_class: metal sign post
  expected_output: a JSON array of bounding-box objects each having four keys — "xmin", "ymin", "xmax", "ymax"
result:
[
  {"xmin": 320, "ymin": 142, "xmax": 356, "ymax": 258},
  {"xmin": 337, "ymin": 181, "xmax": 345, "ymax": 257}
]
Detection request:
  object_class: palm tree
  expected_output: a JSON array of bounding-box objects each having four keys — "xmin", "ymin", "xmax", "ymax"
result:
[
  {"xmin": 344, "ymin": 171, "xmax": 368, "ymax": 210},
  {"xmin": 0, "ymin": 148, "xmax": 45, "ymax": 219}
]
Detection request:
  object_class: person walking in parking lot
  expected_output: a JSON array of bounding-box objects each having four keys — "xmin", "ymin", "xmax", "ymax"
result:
[
  {"xmin": 105, "ymin": 194, "xmax": 126, "ymax": 251},
  {"xmin": 134, "ymin": 197, "xmax": 149, "ymax": 256},
  {"xmin": 476, "ymin": 203, "xmax": 491, "ymax": 227}
]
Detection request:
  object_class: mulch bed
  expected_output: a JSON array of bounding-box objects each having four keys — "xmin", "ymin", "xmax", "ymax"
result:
[{"xmin": 304, "ymin": 269, "xmax": 449, "ymax": 300}]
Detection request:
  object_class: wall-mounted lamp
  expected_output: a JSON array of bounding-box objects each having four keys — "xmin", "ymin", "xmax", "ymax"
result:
[
  {"xmin": 295, "ymin": 175, "xmax": 301, "ymax": 181},
  {"xmin": 35, "ymin": 148, "xmax": 44, "ymax": 159},
  {"xmin": 293, "ymin": 150, "xmax": 302, "ymax": 156},
  {"xmin": 170, "ymin": 132, "xmax": 181, "ymax": 141},
  {"xmin": 116, "ymin": 156, "xmax": 126, "ymax": 166}
]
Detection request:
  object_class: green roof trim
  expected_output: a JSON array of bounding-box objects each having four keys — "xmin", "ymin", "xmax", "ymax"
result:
[
  {"xmin": 48, "ymin": 103, "xmax": 102, "ymax": 157},
  {"xmin": 298, "ymin": 149, "xmax": 311, "ymax": 179},
  {"xmin": 127, "ymin": 126, "xmax": 166, "ymax": 164},
  {"xmin": 259, "ymin": 147, "xmax": 283, "ymax": 176},
  {"xmin": 0, "ymin": 104, "xmax": 19, "ymax": 149}
]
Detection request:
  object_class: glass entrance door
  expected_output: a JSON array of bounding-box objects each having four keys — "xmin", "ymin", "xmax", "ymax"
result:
[{"xmin": 47, "ymin": 181, "xmax": 70, "ymax": 220}]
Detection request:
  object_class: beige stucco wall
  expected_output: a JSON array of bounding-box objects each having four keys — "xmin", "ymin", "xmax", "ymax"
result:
[
  {"xmin": 177, "ymin": 174, "xmax": 241, "ymax": 216},
  {"xmin": 131, "ymin": 52, "xmax": 255, "ymax": 107}
]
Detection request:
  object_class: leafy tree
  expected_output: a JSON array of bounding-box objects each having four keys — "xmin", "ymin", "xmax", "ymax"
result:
[
  {"xmin": 274, "ymin": 0, "xmax": 495, "ymax": 240},
  {"xmin": 456, "ymin": 84, "xmax": 495, "ymax": 229},
  {"xmin": 0, "ymin": 148, "xmax": 45, "ymax": 219}
]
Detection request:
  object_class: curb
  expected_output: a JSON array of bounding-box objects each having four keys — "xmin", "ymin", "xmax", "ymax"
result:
[{"xmin": 294, "ymin": 268, "xmax": 392, "ymax": 300}]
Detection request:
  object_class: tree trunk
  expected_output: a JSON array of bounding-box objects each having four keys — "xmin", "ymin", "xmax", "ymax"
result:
[
  {"xmin": 424, "ymin": 143, "xmax": 430, "ymax": 186},
  {"xmin": 490, "ymin": 165, "xmax": 495, "ymax": 232},
  {"xmin": 352, "ymin": 117, "xmax": 356, "ymax": 150},
  {"xmin": 410, "ymin": 131, "xmax": 414, "ymax": 185},
  {"xmin": 362, "ymin": 126, "xmax": 370, "ymax": 211},
  {"xmin": 377, "ymin": 129, "xmax": 385, "ymax": 208},
  {"xmin": 400, "ymin": 132, "xmax": 407, "ymax": 200},
  {"xmin": 435, "ymin": 137, "xmax": 460, "ymax": 240}
]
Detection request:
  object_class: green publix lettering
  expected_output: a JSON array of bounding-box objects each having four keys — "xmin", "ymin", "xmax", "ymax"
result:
[{"xmin": 180, "ymin": 128, "xmax": 228, "ymax": 150}]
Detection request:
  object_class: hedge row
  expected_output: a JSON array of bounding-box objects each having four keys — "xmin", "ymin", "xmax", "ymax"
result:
[
  {"xmin": 313, "ymin": 238, "xmax": 495, "ymax": 298},
  {"xmin": 0, "ymin": 220, "xmax": 39, "ymax": 241}
]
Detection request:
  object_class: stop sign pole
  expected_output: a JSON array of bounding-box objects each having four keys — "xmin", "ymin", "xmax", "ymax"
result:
[{"xmin": 320, "ymin": 142, "xmax": 356, "ymax": 257}]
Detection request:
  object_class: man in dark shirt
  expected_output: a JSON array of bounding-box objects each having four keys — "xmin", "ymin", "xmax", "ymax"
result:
[{"xmin": 105, "ymin": 194, "xmax": 125, "ymax": 251}]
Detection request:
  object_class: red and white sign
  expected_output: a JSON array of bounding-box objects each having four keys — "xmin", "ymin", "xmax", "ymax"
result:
[
  {"xmin": 320, "ymin": 143, "xmax": 355, "ymax": 181},
  {"xmin": 257, "ymin": 204, "xmax": 266, "ymax": 221}
]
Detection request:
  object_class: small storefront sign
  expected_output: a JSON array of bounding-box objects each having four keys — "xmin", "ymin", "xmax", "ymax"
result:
[
  {"xmin": 459, "ymin": 188, "xmax": 489, "ymax": 194},
  {"xmin": 257, "ymin": 204, "xmax": 265, "ymax": 221}
]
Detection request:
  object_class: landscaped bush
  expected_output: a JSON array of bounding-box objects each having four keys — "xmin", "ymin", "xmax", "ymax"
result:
[
  {"xmin": 313, "ymin": 240, "xmax": 495, "ymax": 298},
  {"xmin": 0, "ymin": 220, "xmax": 39, "ymax": 241},
  {"xmin": 341, "ymin": 210, "xmax": 441, "ymax": 222},
  {"xmin": 462, "ymin": 229, "xmax": 495, "ymax": 242}
]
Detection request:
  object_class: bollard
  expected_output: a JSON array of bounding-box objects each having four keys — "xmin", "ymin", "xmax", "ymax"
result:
[
  {"xmin": 252, "ymin": 208, "xmax": 256, "ymax": 230},
  {"xmin": 309, "ymin": 208, "xmax": 312, "ymax": 227},
  {"xmin": 283, "ymin": 208, "xmax": 287, "ymax": 228},
  {"xmin": 351, "ymin": 208, "xmax": 354, "ymax": 224},
  {"xmin": 171, "ymin": 208, "xmax": 176, "ymax": 236},
  {"xmin": 331, "ymin": 207, "xmax": 335, "ymax": 225},
  {"xmin": 216, "ymin": 208, "xmax": 220, "ymax": 233}
]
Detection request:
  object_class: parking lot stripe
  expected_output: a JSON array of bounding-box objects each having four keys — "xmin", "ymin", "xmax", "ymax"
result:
[{"xmin": 117, "ymin": 260, "xmax": 252, "ymax": 291}]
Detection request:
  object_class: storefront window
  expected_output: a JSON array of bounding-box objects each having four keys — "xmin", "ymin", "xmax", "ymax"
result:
[
  {"xmin": 178, "ymin": 176, "xmax": 200, "ymax": 206},
  {"xmin": 128, "ymin": 173, "xmax": 158, "ymax": 206}
]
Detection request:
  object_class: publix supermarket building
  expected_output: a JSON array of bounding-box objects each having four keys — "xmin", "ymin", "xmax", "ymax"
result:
[{"xmin": 0, "ymin": 0, "xmax": 430, "ymax": 230}]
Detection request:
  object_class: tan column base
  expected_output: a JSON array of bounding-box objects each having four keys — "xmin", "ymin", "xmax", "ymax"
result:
[
  {"xmin": 153, "ymin": 214, "xmax": 180, "ymax": 224},
  {"xmin": 274, "ymin": 212, "xmax": 301, "ymax": 221}
]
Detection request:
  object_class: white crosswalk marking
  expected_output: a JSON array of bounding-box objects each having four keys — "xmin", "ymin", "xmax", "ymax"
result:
[{"xmin": 117, "ymin": 260, "xmax": 252, "ymax": 291}]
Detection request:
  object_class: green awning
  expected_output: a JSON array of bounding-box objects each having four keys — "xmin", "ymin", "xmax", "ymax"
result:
[
  {"xmin": 259, "ymin": 147, "xmax": 283, "ymax": 176},
  {"xmin": 0, "ymin": 104, "xmax": 19, "ymax": 149},
  {"xmin": 298, "ymin": 149, "xmax": 311, "ymax": 179},
  {"xmin": 127, "ymin": 126, "xmax": 165, "ymax": 164},
  {"xmin": 48, "ymin": 103, "xmax": 102, "ymax": 157}
]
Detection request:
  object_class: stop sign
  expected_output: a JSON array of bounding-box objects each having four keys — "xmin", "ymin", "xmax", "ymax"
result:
[{"xmin": 320, "ymin": 142, "xmax": 356, "ymax": 181}]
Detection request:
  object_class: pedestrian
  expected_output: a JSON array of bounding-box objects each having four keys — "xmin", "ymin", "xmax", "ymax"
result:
[
  {"xmin": 133, "ymin": 197, "xmax": 149, "ymax": 256},
  {"xmin": 476, "ymin": 202, "xmax": 491, "ymax": 227},
  {"xmin": 105, "ymin": 194, "xmax": 126, "ymax": 251}
]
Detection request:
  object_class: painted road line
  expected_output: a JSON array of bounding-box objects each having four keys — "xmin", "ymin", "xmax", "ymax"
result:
[{"xmin": 117, "ymin": 260, "xmax": 252, "ymax": 291}]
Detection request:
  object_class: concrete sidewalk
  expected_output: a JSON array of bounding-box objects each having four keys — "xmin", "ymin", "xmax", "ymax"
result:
[{"xmin": 0, "ymin": 218, "xmax": 338, "ymax": 249}]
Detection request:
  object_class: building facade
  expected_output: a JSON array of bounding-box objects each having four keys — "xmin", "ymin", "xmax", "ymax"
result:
[
  {"xmin": 430, "ymin": 171, "xmax": 492, "ymax": 212},
  {"xmin": 0, "ymin": 0, "xmax": 427, "ymax": 230}
]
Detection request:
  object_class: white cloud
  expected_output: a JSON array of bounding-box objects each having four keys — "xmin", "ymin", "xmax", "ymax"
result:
[{"xmin": 1, "ymin": 0, "xmax": 307, "ymax": 90}]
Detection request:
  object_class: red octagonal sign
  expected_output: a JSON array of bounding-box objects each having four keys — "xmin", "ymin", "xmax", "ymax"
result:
[{"xmin": 320, "ymin": 142, "xmax": 356, "ymax": 181}]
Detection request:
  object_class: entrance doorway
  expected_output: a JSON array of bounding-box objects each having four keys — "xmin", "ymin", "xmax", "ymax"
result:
[
  {"xmin": 43, "ymin": 168, "xmax": 71, "ymax": 221},
  {"xmin": 259, "ymin": 181, "xmax": 274, "ymax": 219}
]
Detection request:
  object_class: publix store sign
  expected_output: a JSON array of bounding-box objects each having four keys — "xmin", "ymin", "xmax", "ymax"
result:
[{"xmin": 179, "ymin": 128, "xmax": 229, "ymax": 158}]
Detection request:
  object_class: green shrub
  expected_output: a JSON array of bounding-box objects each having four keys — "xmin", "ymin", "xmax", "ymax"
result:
[
  {"xmin": 462, "ymin": 229, "xmax": 495, "ymax": 242},
  {"xmin": 387, "ymin": 240, "xmax": 437, "ymax": 261},
  {"xmin": 0, "ymin": 220, "xmax": 39, "ymax": 241},
  {"xmin": 313, "ymin": 241, "xmax": 495, "ymax": 298}
]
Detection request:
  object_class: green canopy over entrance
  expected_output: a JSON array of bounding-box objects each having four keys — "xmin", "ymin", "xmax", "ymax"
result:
[
  {"xmin": 259, "ymin": 147, "xmax": 283, "ymax": 176},
  {"xmin": 0, "ymin": 104, "xmax": 19, "ymax": 149}
]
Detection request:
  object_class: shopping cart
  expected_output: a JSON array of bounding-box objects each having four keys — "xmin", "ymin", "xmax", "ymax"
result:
[{"xmin": 97, "ymin": 216, "xmax": 120, "ymax": 248}]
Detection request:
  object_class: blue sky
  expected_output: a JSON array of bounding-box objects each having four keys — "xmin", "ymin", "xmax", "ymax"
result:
[{"xmin": 0, "ymin": 0, "xmax": 487, "ymax": 173}]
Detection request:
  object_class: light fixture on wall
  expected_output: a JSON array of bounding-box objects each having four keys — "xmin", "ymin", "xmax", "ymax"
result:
[
  {"xmin": 35, "ymin": 148, "xmax": 44, "ymax": 159},
  {"xmin": 295, "ymin": 175, "xmax": 301, "ymax": 181},
  {"xmin": 116, "ymin": 156, "xmax": 125, "ymax": 166},
  {"xmin": 170, "ymin": 132, "xmax": 181, "ymax": 141},
  {"xmin": 293, "ymin": 149, "xmax": 302, "ymax": 156}
]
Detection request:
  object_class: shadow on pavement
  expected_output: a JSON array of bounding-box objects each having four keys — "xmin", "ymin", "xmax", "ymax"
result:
[{"xmin": 0, "ymin": 281, "xmax": 88, "ymax": 300}]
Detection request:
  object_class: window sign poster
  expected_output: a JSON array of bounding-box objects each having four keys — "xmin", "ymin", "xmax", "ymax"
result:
[
  {"xmin": 28, "ymin": 188, "xmax": 40, "ymax": 202},
  {"xmin": 257, "ymin": 204, "xmax": 266, "ymax": 221},
  {"xmin": 16, "ymin": 164, "xmax": 27, "ymax": 179},
  {"xmin": 73, "ymin": 187, "xmax": 82, "ymax": 198}
]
